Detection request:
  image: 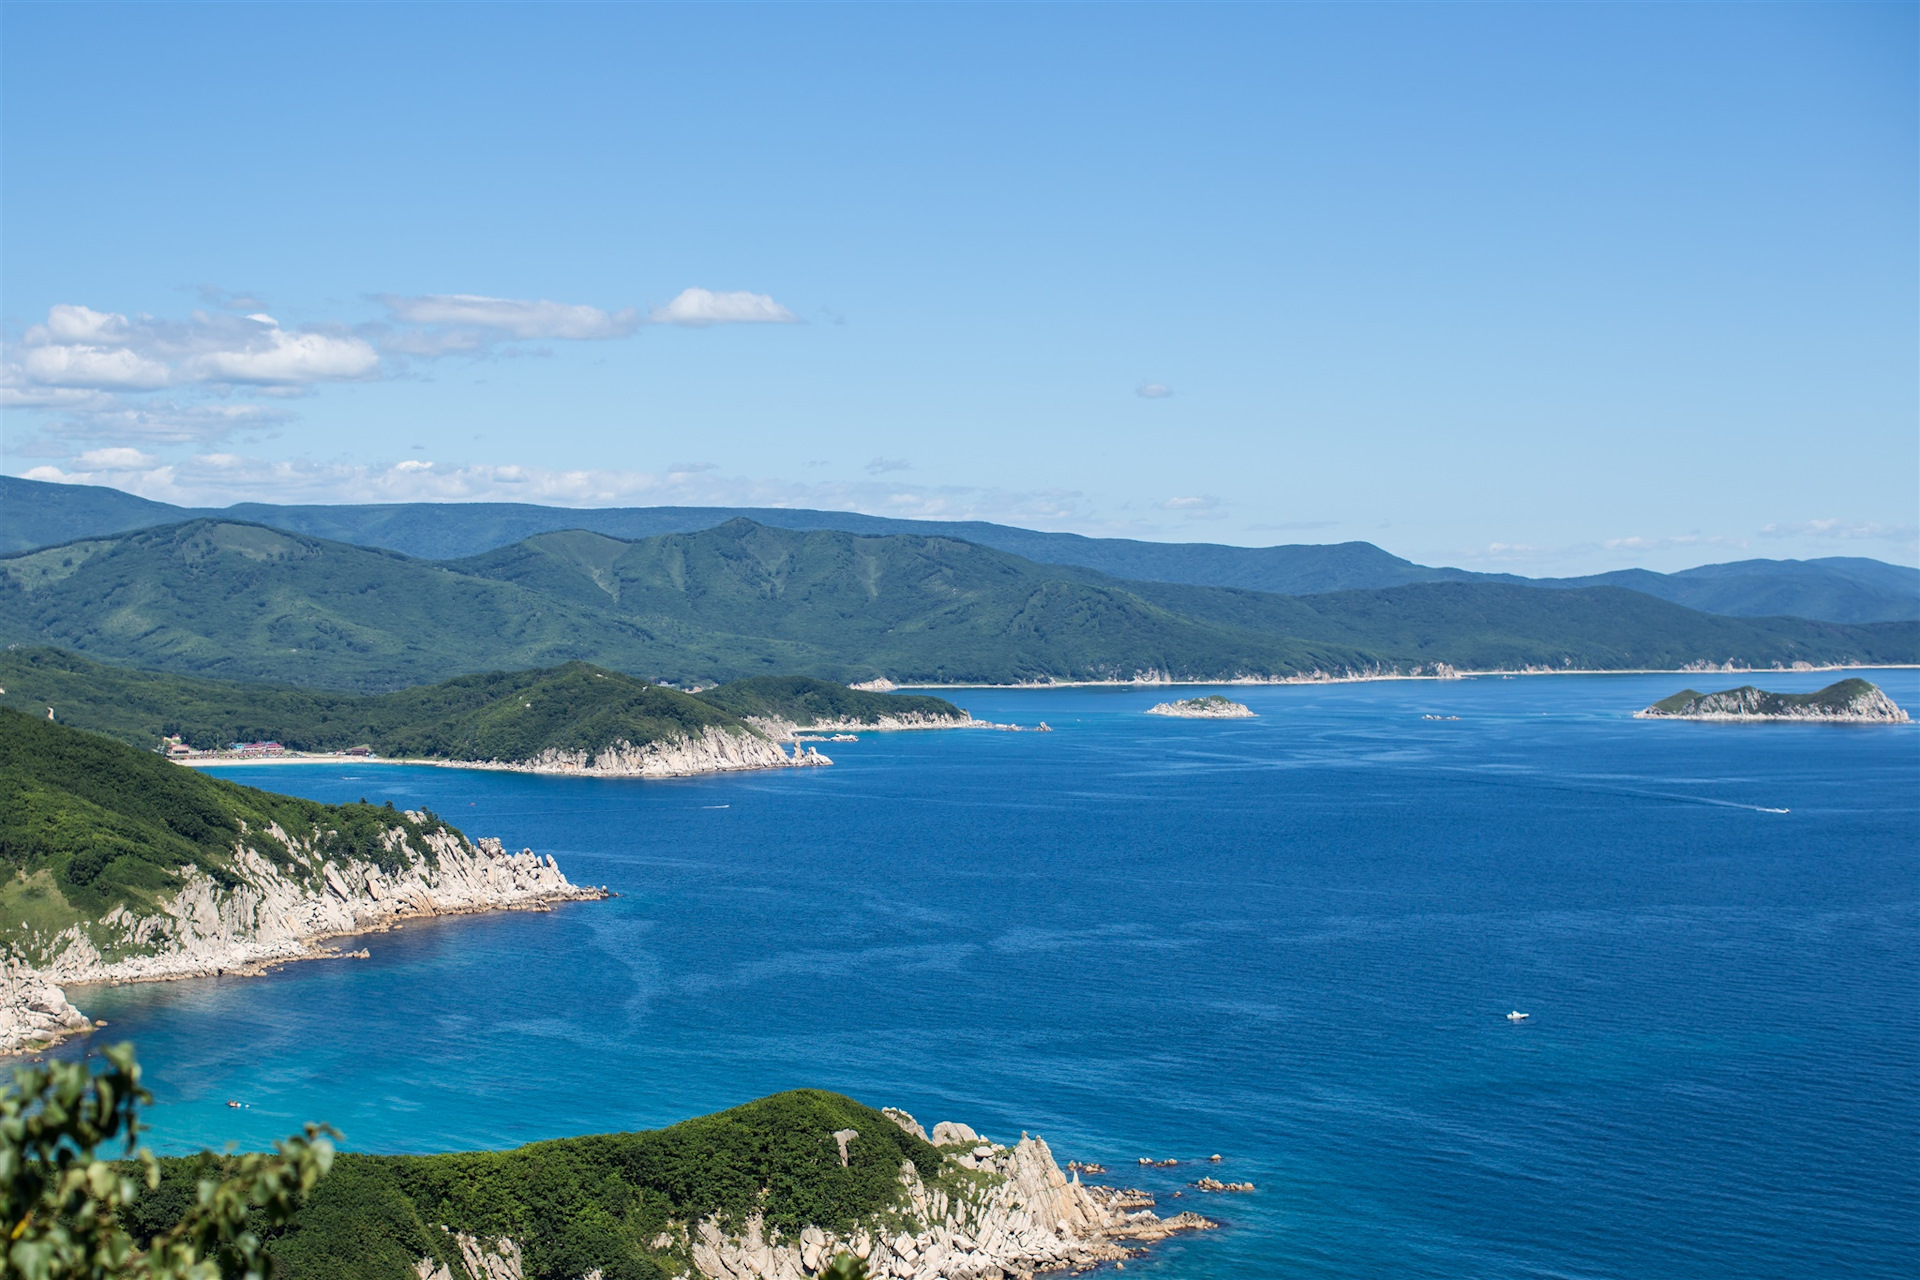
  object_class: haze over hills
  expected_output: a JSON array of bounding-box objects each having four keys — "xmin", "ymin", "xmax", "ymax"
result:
[
  {"xmin": 1, "ymin": 516, "xmax": 1909, "ymax": 691},
  {"xmin": 4, "ymin": 475, "xmax": 1913, "ymax": 623}
]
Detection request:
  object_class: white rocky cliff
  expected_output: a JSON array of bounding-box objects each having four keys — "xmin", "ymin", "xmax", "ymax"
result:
[
  {"xmin": 0, "ymin": 817, "xmax": 606, "ymax": 1054},
  {"xmin": 463, "ymin": 726, "xmax": 830, "ymax": 776}
]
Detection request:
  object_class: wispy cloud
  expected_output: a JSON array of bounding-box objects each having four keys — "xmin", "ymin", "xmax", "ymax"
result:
[
  {"xmin": 865, "ymin": 457, "xmax": 911, "ymax": 475},
  {"xmin": 378, "ymin": 293, "xmax": 641, "ymax": 341},
  {"xmin": 1136, "ymin": 381, "xmax": 1173, "ymax": 399},
  {"xmin": 1759, "ymin": 518, "xmax": 1918, "ymax": 544},
  {"xmin": 1158, "ymin": 495, "xmax": 1224, "ymax": 519},
  {"xmin": 17, "ymin": 451, "xmax": 1090, "ymax": 526},
  {"xmin": 648, "ymin": 288, "xmax": 797, "ymax": 327},
  {"xmin": 1602, "ymin": 533, "xmax": 1748, "ymax": 554}
]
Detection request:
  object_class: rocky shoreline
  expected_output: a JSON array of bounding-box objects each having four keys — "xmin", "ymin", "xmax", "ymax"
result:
[
  {"xmin": 1147, "ymin": 695, "xmax": 1254, "ymax": 719},
  {"xmin": 418, "ymin": 1110, "xmax": 1218, "ymax": 1280},
  {"xmin": 0, "ymin": 820, "xmax": 606, "ymax": 1056},
  {"xmin": 1636, "ymin": 678, "xmax": 1910, "ymax": 723}
]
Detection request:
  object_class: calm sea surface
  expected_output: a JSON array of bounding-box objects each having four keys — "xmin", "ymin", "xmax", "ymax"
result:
[{"xmin": 67, "ymin": 671, "xmax": 1920, "ymax": 1279}]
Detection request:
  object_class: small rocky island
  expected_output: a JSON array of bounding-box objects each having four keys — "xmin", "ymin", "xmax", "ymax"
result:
[
  {"xmin": 1636, "ymin": 677, "xmax": 1909, "ymax": 723},
  {"xmin": 1147, "ymin": 694, "xmax": 1255, "ymax": 719}
]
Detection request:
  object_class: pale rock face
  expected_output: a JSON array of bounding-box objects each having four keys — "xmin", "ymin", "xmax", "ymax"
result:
[
  {"xmin": 749, "ymin": 712, "xmax": 974, "ymax": 743},
  {"xmin": 929, "ymin": 1121, "xmax": 979, "ymax": 1146},
  {"xmin": 1, "ymin": 820, "xmax": 605, "ymax": 1055},
  {"xmin": 458, "ymin": 726, "xmax": 829, "ymax": 777},
  {"xmin": 1636, "ymin": 685, "xmax": 1911, "ymax": 723},
  {"xmin": 1146, "ymin": 698, "xmax": 1254, "ymax": 719}
]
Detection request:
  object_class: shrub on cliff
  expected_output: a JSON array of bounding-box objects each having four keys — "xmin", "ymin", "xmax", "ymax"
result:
[{"xmin": 1, "ymin": 1043, "xmax": 333, "ymax": 1280}]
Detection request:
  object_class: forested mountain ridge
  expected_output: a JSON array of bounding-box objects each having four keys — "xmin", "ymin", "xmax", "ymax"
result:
[
  {"xmin": 5, "ymin": 475, "xmax": 1913, "ymax": 621},
  {"xmin": 2, "ymin": 517, "xmax": 1910, "ymax": 691}
]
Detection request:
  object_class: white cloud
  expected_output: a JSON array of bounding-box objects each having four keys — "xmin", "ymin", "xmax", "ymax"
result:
[
  {"xmin": 648, "ymin": 288, "xmax": 798, "ymax": 327},
  {"xmin": 15, "ymin": 343, "xmax": 172, "ymax": 390},
  {"xmin": 1603, "ymin": 533, "xmax": 1748, "ymax": 553},
  {"xmin": 865, "ymin": 457, "xmax": 911, "ymax": 474},
  {"xmin": 40, "ymin": 304, "xmax": 133, "ymax": 345},
  {"xmin": 1136, "ymin": 382, "xmax": 1173, "ymax": 399},
  {"xmin": 379, "ymin": 294, "xmax": 640, "ymax": 340},
  {"xmin": 182, "ymin": 323, "xmax": 379, "ymax": 384}
]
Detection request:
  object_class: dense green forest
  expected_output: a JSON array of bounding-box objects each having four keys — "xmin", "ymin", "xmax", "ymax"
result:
[
  {"xmin": 124, "ymin": 1091, "xmax": 942, "ymax": 1280},
  {"xmin": 693, "ymin": 675, "xmax": 966, "ymax": 726},
  {"xmin": 0, "ymin": 650, "xmax": 965, "ymax": 758},
  {"xmin": 0, "ymin": 709, "xmax": 456, "ymax": 939},
  {"xmin": 3, "ymin": 518, "xmax": 1911, "ymax": 690},
  {"xmin": 1644, "ymin": 677, "xmax": 1883, "ymax": 716}
]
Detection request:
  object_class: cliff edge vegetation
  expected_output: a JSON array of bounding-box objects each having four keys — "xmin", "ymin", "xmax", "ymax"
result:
[
  {"xmin": 120, "ymin": 1090, "xmax": 1210, "ymax": 1280},
  {"xmin": 693, "ymin": 676, "xmax": 969, "ymax": 731},
  {"xmin": 1636, "ymin": 678, "xmax": 1909, "ymax": 722},
  {"xmin": 0, "ymin": 710, "xmax": 603, "ymax": 1052}
]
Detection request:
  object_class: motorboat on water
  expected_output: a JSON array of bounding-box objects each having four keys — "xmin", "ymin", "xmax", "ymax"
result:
[{"xmin": 1506, "ymin": 1011, "xmax": 1530, "ymax": 1022}]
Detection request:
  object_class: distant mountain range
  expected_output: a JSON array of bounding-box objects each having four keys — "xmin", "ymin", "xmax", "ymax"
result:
[
  {"xmin": 4, "ymin": 475, "xmax": 1914, "ymax": 623},
  {"xmin": 2, "ymin": 515, "xmax": 1909, "ymax": 690}
]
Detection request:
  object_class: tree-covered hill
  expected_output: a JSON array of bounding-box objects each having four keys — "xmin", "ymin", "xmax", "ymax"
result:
[
  {"xmin": 694, "ymin": 675, "xmax": 967, "ymax": 726},
  {"xmin": 0, "ymin": 649, "xmax": 971, "ymax": 759},
  {"xmin": 2, "ymin": 518, "xmax": 1910, "ymax": 690},
  {"xmin": 0, "ymin": 707, "xmax": 457, "ymax": 932}
]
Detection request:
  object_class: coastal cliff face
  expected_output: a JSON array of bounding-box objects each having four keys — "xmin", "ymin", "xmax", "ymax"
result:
[
  {"xmin": 411, "ymin": 1114, "xmax": 1213, "ymax": 1280},
  {"xmin": 1637, "ymin": 679, "xmax": 1910, "ymax": 723},
  {"xmin": 0, "ymin": 818, "xmax": 604, "ymax": 1054},
  {"xmin": 459, "ymin": 724, "xmax": 830, "ymax": 776},
  {"xmin": 748, "ymin": 711, "xmax": 976, "ymax": 742},
  {"xmin": 1147, "ymin": 696, "xmax": 1254, "ymax": 719}
]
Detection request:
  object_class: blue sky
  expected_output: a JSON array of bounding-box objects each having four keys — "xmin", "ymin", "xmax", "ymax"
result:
[{"xmin": 2, "ymin": 2, "xmax": 1913, "ymax": 573}]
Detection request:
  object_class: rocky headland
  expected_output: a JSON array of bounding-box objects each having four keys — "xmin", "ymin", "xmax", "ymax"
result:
[
  {"xmin": 439, "ymin": 726, "xmax": 832, "ymax": 777},
  {"xmin": 414, "ymin": 1109, "xmax": 1217, "ymax": 1280},
  {"xmin": 1, "ymin": 816, "xmax": 605, "ymax": 1056},
  {"xmin": 1146, "ymin": 695, "xmax": 1255, "ymax": 719},
  {"xmin": 1636, "ymin": 678, "xmax": 1909, "ymax": 723}
]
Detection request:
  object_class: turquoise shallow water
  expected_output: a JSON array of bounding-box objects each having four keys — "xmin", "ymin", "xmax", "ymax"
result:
[{"xmin": 64, "ymin": 670, "xmax": 1920, "ymax": 1278}]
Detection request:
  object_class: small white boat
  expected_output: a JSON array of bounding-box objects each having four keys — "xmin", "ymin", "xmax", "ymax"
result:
[{"xmin": 1506, "ymin": 1011, "xmax": 1530, "ymax": 1022}]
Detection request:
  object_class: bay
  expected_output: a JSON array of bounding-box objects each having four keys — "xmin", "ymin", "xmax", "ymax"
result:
[{"xmin": 67, "ymin": 670, "xmax": 1920, "ymax": 1278}]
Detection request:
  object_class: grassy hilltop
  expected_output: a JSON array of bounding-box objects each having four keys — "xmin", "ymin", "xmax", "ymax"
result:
[{"xmin": 3, "ymin": 518, "xmax": 1911, "ymax": 690}]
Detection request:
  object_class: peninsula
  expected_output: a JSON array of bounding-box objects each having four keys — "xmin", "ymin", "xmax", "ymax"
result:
[
  {"xmin": 130, "ymin": 1092, "xmax": 1216, "ymax": 1280},
  {"xmin": 0, "ymin": 709, "xmax": 606, "ymax": 1054},
  {"xmin": 1147, "ymin": 694, "xmax": 1255, "ymax": 718},
  {"xmin": 1635, "ymin": 677, "xmax": 1910, "ymax": 723},
  {"xmin": 0, "ymin": 651, "xmax": 975, "ymax": 780}
]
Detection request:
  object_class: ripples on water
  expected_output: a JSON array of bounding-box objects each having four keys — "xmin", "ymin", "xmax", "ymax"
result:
[{"xmin": 68, "ymin": 671, "xmax": 1919, "ymax": 1278}]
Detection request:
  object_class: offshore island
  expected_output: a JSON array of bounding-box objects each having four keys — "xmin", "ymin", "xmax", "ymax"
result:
[
  {"xmin": 1635, "ymin": 677, "xmax": 1910, "ymax": 723},
  {"xmin": 1147, "ymin": 694, "xmax": 1255, "ymax": 718}
]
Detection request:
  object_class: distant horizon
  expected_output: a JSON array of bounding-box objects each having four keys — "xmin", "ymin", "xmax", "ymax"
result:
[{"xmin": 8, "ymin": 472, "xmax": 1916, "ymax": 581}]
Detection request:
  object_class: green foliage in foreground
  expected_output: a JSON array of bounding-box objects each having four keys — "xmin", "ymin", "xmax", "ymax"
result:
[
  {"xmin": 693, "ymin": 676, "xmax": 966, "ymax": 726},
  {"xmin": 125, "ymin": 1091, "xmax": 936, "ymax": 1280},
  {"xmin": 2, "ymin": 1044, "xmax": 333, "ymax": 1280},
  {"xmin": 1646, "ymin": 677, "xmax": 1884, "ymax": 716},
  {"xmin": 0, "ymin": 711, "xmax": 457, "ymax": 935}
]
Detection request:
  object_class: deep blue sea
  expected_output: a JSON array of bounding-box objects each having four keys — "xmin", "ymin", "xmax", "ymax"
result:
[{"xmin": 64, "ymin": 671, "xmax": 1920, "ymax": 1279}]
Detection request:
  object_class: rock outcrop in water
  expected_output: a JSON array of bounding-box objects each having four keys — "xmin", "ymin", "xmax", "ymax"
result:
[
  {"xmin": 1146, "ymin": 695, "xmax": 1254, "ymax": 719},
  {"xmin": 1636, "ymin": 678, "xmax": 1909, "ymax": 723},
  {"xmin": 409, "ymin": 1113, "xmax": 1215, "ymax": 1280},
  {"xmin": 0, "ymin": 817, "xmax": 605, "ymax": 1055}
]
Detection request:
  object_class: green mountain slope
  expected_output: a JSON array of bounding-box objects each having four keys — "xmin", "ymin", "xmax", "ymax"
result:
[
  {"xmin": 0, "ymin": 708, "xmax": 457, "ymax": 935},
  {"xmin": 3, "ymin": 518, "xmax": 1910, "ymax": 689},
  {"xmin": 1121, "ymin": 579, "xmax": 1919, "ymax": 671}
]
